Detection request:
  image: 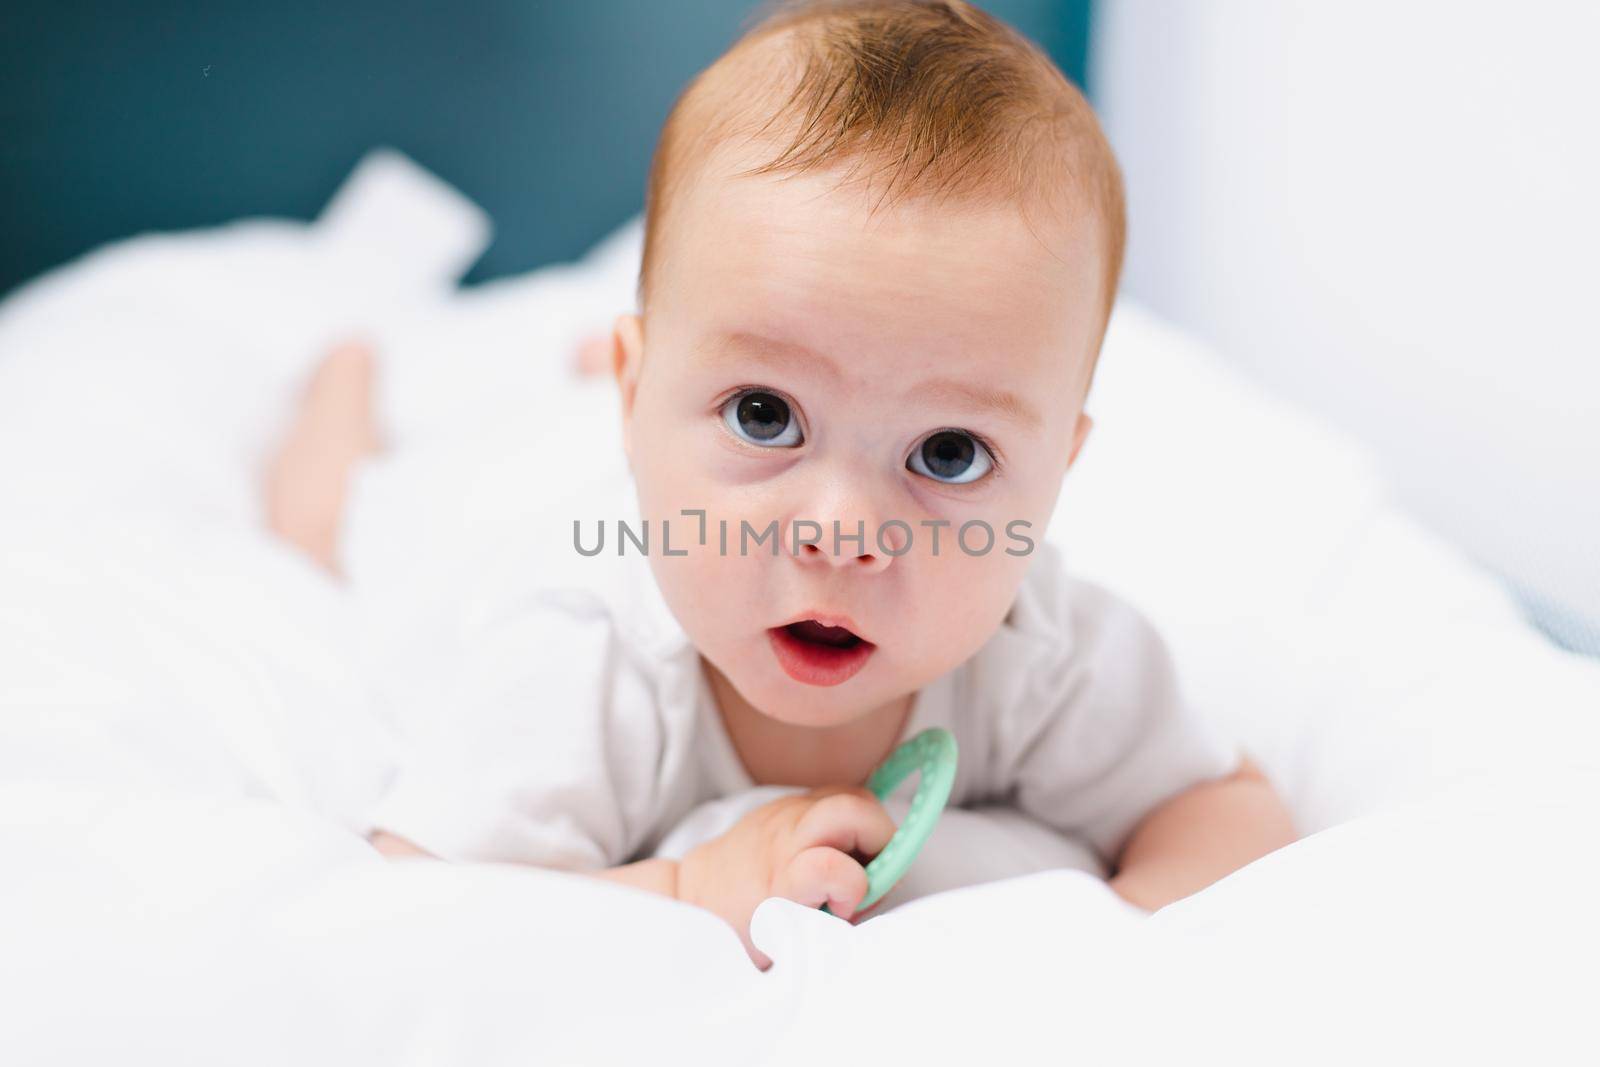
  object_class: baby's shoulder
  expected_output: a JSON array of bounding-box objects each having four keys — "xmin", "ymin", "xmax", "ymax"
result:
[
  {"xmin": 937, "ymin": 543, "xmax": 1207, "ymax": 802},
  {"xmin": 453, "ymin": 534, "xmax": 698, "ymax": 736},
  {"xmin": 945, "ymin": 540, "xmax": 1176, "ymax": 740},
  {"xmin": 461, "ymin": 475, "xmax": 691, "ymax": 664},
  {"xmin": 994, "ymin": 540, "xmax": 1151, "ymax": 661}
]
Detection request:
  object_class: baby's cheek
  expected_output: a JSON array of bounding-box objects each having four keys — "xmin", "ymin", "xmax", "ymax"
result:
[
  {"xmin": 649, "ymin": 534, "xmax": 764, "ymax": 636},
  {"xmin": 916, "ymin": 550, "xmax": 1029, "ymax": 656}
]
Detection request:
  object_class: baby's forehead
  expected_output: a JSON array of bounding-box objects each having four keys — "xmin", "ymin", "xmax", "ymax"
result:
[
  {"xmin": 655, "ymin": 172, "xmax": 1102, "ymax": 409},
  {"xmin": 670, "ymin": 153, "xmax": 1098, "ymax": 301}
]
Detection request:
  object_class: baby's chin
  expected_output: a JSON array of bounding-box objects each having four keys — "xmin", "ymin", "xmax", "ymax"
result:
[
  {"xmin": 751, "ymin": 688, "xmax": 897, "ymax": 729},
  {"xmin": 725, "ymin": 653, "xmax": 918, "ymax": 730}
]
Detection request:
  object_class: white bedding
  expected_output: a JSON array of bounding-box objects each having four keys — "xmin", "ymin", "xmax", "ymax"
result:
[{"xmin": 3, "ymin": 151, "xmax": 1598, "ymax": 1064}]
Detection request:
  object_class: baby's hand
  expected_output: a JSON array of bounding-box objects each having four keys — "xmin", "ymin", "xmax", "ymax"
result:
[{"xmin": 677, "ymin": 786, "xmax": 897, "ymax": 968}]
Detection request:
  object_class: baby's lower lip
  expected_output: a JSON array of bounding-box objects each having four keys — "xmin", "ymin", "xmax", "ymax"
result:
[{"xmin": 767, "ymin": 625, "xmax": 876, "ymax": 687}]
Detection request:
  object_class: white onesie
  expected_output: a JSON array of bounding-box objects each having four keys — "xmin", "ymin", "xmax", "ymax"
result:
[{"xmin": 369, "ymin": 479, "xmax": 1242, "ymax": 872}]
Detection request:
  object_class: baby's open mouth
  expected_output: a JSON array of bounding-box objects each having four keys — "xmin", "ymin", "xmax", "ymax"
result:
[
  {"xmin": 767, "ymin": 618, "xmax": 876, "ymax": 687},
  {"xmin": 783, "ymin": 619, "xmax": 864, "ymax": 649}
]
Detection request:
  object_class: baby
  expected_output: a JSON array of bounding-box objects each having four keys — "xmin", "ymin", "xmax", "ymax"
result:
[{"xmin": 278, "ymin": 0, "xmax": 1295, "ymax": 966}]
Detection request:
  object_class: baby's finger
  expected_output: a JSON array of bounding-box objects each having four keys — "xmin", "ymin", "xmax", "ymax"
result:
[
  {"xmin": 794, "ymin": 789, "xmax": 897, "ymax": 860},
  {"xmin": 775, "ymin": 845, "xmax": 870, "ymax": 917}
]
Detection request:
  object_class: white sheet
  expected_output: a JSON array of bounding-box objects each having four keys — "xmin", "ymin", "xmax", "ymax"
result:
[{"xmin": 3, "ymin": 150, "xmax": 1598, "ymax": 1064}]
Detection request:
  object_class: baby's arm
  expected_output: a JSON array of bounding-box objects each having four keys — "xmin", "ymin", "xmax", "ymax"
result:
[
  {"xmin": 371, "ymin": 787, "xmax": 894, "ymax": 969},
  {"xmin": 1108, "ymin": 756, "xmax": 1295, "ymax": 911},
  {"xmin": 1005, "ymin": 568, "xmax": 1298, "ymax": 913}
]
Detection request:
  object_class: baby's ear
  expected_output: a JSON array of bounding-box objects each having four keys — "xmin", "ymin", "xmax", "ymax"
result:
[
  {"xmin": 611, "ymin": 313, "xmax": 645, "ymax": 462},
  {"xmin": 1066, "ymin": 412, "xmax": 1094, "ymax": 470}
]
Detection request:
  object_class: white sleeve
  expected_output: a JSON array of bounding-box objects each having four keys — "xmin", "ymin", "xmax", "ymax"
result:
[
  {"xmin": 366, "ymin": 588, "xmax": 666, "ymax": 869},
  {"xmin": 998, "ymin": 574, "xmax": 1242, "ymax": 864}
]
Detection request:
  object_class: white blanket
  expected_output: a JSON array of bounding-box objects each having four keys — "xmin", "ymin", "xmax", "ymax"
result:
[{"xmin": 3, "ymin": 151, "xmax": 1598, "ymax": 1065}]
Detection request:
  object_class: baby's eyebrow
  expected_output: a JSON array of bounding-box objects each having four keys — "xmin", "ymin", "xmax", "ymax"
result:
[
  {"xmin": 904, "ymin": 377, "xmax": 1042, "ymax": 431},
  {"xmin": 706, "ymin": 331, "xmax": 845, "ymax": 381},
  {"xmin": 707, "ymin": 330, "xmax": 1041, "ymax": 430}
]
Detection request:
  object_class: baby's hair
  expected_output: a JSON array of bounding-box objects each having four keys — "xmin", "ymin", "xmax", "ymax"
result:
[{"xmin": 639, "ymin": 0, "xmax": 1126, "ymax": 332}]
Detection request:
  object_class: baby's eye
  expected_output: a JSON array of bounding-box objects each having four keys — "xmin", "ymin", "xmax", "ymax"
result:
[
  {"xmin": 907, "ymin": 429, "xmax": 993, "ymax": 485},
  {"xmin": 721, "ymin": 389, "xmax": 803, "ymax": 448}
]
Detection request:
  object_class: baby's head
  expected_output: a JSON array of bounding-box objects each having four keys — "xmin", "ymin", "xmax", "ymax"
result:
[{"xmin": 610, "ymin": 0, "xmax": 1124, "ymax": 729}]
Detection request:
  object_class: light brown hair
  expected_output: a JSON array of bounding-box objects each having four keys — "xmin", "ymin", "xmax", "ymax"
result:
[{"xmin": 639, "ymin": 0, "xmax": 1125, "ymax": 330}]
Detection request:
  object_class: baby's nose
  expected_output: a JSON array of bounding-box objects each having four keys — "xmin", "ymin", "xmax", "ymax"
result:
[{"xmin": 791, "ymin": 517, "xmax": 901, "ymax": 573}]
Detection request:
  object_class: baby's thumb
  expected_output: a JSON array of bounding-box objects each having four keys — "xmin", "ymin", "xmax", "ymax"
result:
[{"xmin": 774, "ymin": 845, "xmax": 869, "ymax": 918}]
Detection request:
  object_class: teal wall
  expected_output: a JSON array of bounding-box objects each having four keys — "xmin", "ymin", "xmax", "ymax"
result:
[{"xmin": 0, "ymin": 2, "xmax": 1091, "ymax": 297}]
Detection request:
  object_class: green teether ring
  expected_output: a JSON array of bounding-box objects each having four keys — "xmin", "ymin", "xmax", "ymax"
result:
[{"xmin": 823, "ymin": 726, "xmax": 958, "ymax": 917}]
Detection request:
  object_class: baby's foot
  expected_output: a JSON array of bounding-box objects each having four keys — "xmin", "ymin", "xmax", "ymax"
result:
[{"xmin": 264, "ymin": 341, "xmax": 382, "ymax": 577}]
